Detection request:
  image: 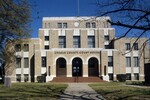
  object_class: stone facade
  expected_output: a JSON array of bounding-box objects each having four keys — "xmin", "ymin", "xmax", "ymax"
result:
[{"xmin": 9, "ymin": 17, "xmax": 149, "ymax": 82}]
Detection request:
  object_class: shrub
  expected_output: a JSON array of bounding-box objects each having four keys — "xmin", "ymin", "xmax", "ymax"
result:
[
  {"xmin": 37, "ymin": 76, "xmax": 44, "ymax": 83},
  {"xmin": 117, "ymin": 74, "xmax": 126, "ymax": 82}
]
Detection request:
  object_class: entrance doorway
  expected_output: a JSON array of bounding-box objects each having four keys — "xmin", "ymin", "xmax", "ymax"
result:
[
  {"xmin": 72, "ymin": 58, "xmax": 82, "ymax": 77},
  {"xmin": 56, "ymin": 58, "xmax": 66, "ymax": 77},
  {"xmin": 88, "ymin": 57, "xmax": 99, "ymax": 76}
]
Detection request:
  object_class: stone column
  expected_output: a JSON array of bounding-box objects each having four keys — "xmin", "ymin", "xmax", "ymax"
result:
[{"xmin": 67, "ymin": 64, "xmax": 72, "ymax": 77}]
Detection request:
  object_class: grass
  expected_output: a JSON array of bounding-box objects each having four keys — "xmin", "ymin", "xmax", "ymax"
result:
[
  {"xmin": 0, "ymin": 83, "xmax": 67, "ymax": 100},
  {"xmin": 89, "ymin": 82, "xmax": 150, "ymax": 100}
]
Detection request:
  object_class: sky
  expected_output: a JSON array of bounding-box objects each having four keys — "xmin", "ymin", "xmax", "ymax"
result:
[{"xmin": 30, "ymin": 0, "xmax": 98, "ymax": 38}]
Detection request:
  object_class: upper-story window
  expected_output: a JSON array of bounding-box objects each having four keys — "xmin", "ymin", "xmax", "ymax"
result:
[
  {"xmin": 73, "ymin": 36, "xmax": 80, "ymax": 48},
  {"xmin": 24, "ymin": 58, "xmax": 29, "ymax": 68},
  {"xmin": 45, "ymin": 23, "xmax": 50, "ymax": 28},
  {"xmin": 24, "ymin": 44, "xmax": 29, "ymax": 51},
  {"xmin": 88, "ymin": 36, "xmax": 95, "ymax": 48},
  {"xmin": 45, "ymin": 45, "xmax": 49, "ymax": 50},
  {"xmin": 108, "ymin": 56, "xmax": 113, "ymax": 66},
  {"xmin": 86, "ymin": 22, "xmax": 96, "ymax": 28},
  {"xmin": 125, "ymin": 43, "xmax": 130, "ymax": 50},
  {"xmin": 58, "ymin": 23, "xmax": 67, "ymax": 28},
  {"xmin": 45, "ymin": 36, "xmax": 49, "ymax": 41},
  {"xmin": 86, "ymin": 22, "xmax": 90, "ymax": 28},
  {"xmin": 15, "ymin": 44, "xmax": 21, "ymax": 52},
  {"xmin": 104, "ymin": 36, "xmax": 109, "ymax": 41},
  {"xmin": 134, "ymin": 57, "xmax": 139, "ymax": 67},
  {"xmin": 105, "ymin": 45, "xmax": 110, "ymax": 49},
  {"xmin": 59, "ymin": 36, "xmax": 66, "ymax": 48},
  {"xmin": 41, "ymin": 57, "xmax": 46, "ymax": 67},
  {"xmin": 126, "ymin": 57, "xmax": 131, "ymax": 67},
  {"xmin": 16, "ymin": 58, "xmax": 21, "ymax": 68},
  {"xmin": 92, "ymin": 22, "xmax": 96, "ymax": 28},
  {"xmin": 133, "ymin": 43, "xmax": 138, "ymax": 50}
]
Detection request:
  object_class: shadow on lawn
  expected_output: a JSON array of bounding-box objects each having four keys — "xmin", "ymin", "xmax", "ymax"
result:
[
  {"xmin": 58, "ymin": 90, "xmax": 105, "ymax": 100},
  {"xmin": 0, "ymin": 85, "xmax": 63, "ymax": 100}
]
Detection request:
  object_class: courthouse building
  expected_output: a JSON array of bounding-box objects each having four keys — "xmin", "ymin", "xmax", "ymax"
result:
[{"xmin": 10, "ymin": 16, "xmax": 149, "ymax": 82}]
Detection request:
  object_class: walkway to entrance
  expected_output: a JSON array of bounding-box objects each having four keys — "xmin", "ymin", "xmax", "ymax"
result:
[{"xmin": 59, "ymin": 83, "xmax": 105, "ymax": 100}]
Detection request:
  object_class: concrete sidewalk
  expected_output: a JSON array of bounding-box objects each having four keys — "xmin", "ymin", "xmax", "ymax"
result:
[{"xmin": 58, "ymin": 83, "xmax": 105, "ymax": 100}]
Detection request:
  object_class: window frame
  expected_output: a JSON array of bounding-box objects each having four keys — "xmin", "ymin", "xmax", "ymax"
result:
[
  {"xmin": 16, "ymin": 58, "xmax": 21, "ymax": 68},
  {"xmin": 125, "ymin": 43, "xmax": 130, "ymax": 50},
  {"xmin": 24, "ymin": 58, "xmax": 29, "ymax": 68},
  {"xmin": 73, "ymin": 36, "xmax": 80, "ymax": 48},
  {"xmin": 41, "ymin": 57, "xmax": 46, "ymax": 67},
  {"xmin": 126, "ymin": 57, "xmax": 131, "ymax": 67},
  {"xmin": 23, "ymin": 44, "xmax": 29, "ymax": 52},
  {"xmin": 59, "ymin": 36, "xmax": 66, "ymax": 48},
  {"xmin": 88, "ymin": 36, "xmax": 95, "ymax": 48}
]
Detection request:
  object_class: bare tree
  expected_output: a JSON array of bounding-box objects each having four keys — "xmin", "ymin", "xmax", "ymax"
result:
[{"xmin": 96, "ymin": 0, "xmax": 150, "ymax": 40}]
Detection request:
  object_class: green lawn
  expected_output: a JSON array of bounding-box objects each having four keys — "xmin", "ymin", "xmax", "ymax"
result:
[
  {"xmin": 0, "ymin": 83, "xmax": 67, "ymax": 100},
  {"xmin": 89, "ymin": 82, "xmax": 150, "ymax": 100}
]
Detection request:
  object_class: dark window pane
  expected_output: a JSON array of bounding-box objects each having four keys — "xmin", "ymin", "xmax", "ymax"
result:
[
  {"xmin": 24, "ymin": 44, "xmax": 29, "ymax": 51},
  {"xmin": 73, "ymin": 36, "xmax": 80, "ymax": 48},
  {"xmin": 88, "ymin": 36, "xmax": 95, "ymax": 48},
  {"xmin": 45, "ymin": 45, "xmax": 49, "ymax": 49},
  {"xmin": 24, "ymin": 58, "xmax": 29, "ymax": 68},
  {"xmin": 45, "ymin": 36, "xmax": 49, "ymax": 41},
  {"xmin": 15, "ymin": 44, "xmax": 21, "ymax": 51},
  {"xmin": 125, "ymin": 43, "xmax": 130, "ymax": 50},
  {"xmin": 86, "ymin": 22, "xmax": 90, "ymax": 28},
  {"xmin": 133, "ymin": 43, "xmax": 138, "ymax": 50},
  {"xmin": 41, "ymin": 57, "xmax": 46, "ymax": 67},
  {"xmin": 16, "ymin": 58, "xmax": 21, "ymax": 68}
]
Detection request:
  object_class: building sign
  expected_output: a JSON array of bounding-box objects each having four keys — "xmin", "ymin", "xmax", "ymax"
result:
[{"xmin": 55, "ymin": 51, "xmax": 99, "ymax": 54}]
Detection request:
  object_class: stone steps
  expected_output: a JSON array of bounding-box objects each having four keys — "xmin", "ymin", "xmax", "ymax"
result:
[{"xmin": 51, "ymin": 77, "xmax": 106, "ymax": 83}]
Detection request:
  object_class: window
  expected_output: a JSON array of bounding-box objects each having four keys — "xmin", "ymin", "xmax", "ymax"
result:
[
  {"xmin": 16, "ymin": 58, "xmax": 21, "ymax": 68},
  {"xmin": 88, "ymin": 36, "xmax": 95, "ymax": 48},
  {"xmin": 104, "ymin": 36, "xmax": 109, "ymax": 41},
  {"xmin": 73, "ymin": 36, "xmax": 80, "ymax": 48},
  {"xmin": 86, "ymin": 22, "xmax": 90, "ymax": 28},
  {"xmin": 45, "ymin": 23, "xmax": 47, "ymax": 28},
  {"xmin": 126, "ymin": 73, "xmax": 131, "ymax": 80},
  {"xmin": 48, "ymin": 23, "xmax": 50, "ymax": 28},
  {"xmin": 45, "ymin": 36, "xmax": 49, "ymax": 41},
  {"xmin": 134, "ymin": 57, "xmax": 139, "ymax": 67},
  {"xmin": 24, "ymin": 44, "xmax": 29, "ymax": 51},
  {"xmin": 58, "ymin": 23, "xmax": 62, "ymax": 28},
  {"xmin": 92, "ymin": 22, "xmax": 96, "ymax": 28},
  {"xmin": 58, "ymin": 23, "xmax": 67, "ymax": 28},
  {"xmin": 41, "ymin": 57, "xmax": 46, "ymax": 67},
  {"xmin": 133, "ymin": 43, "xmax": 138, "ymax": 50},
  {"xmin": 24, "ymin": 58, "xmax": 29, "ymax": 68},
  {"xmin": 86, "ymin": 22, "xmax": 96, "ymax": 28},
  {"xmin": 59, "ymin": 36, "xmax": 66, "ymax": 48},
  {"xmin": 45, "ymin": 45, "xmax": 49, "ymax": 49},
  {"xmin": 108, "ymin": 74, "xmax": 113, "ymax": 80},
  {"xmin": 16, "ymin": 74, "xmax": 21, "ymax": 82},
  {"xmin": 125, "ymin": 43, "xmax": 130, "ymax": 50},
  {"xmin": 134, "ymin": 73, "xmax": 139, "ymax": 80},
  {"xmin": 24, "ymin": 74, "xmax": 28, "ymax": 82},
  {"xmin": 126, "ymin": 57, "xmax": 131, "ymax": 67},
  {"xmin": 108, "ymin": 56, "xmax": 113, "ymax": 66},
  {"xmin": 15, "ymin": 44, "xmax": 21, "ymax": 52},
  {"xmin": 105, "ymin": 45, "xmax": 109, "ymax": 49},
  {"xmin": 63, "ymin": 23, "xmax": 67, "ymax": 28}
]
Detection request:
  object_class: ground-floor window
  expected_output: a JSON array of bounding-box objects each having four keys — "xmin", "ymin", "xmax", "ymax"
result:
[
  {"xmin": 134, "ymin": 73, "xmax": 139, "ymax": 80},
  {"xmin": 126, "ymin": 73, "xmax": 131, "ymax": 80},
  {"xmin": 24, "ymin": 74, "xmax": 28, "ymax": 82},
  {"xmin": 108, "ymin": 73, "xmax": 113, "ymax": 80},
  {"xmin": 16, "ymin": 74, "xmax": 21, "ymax": 82}
]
